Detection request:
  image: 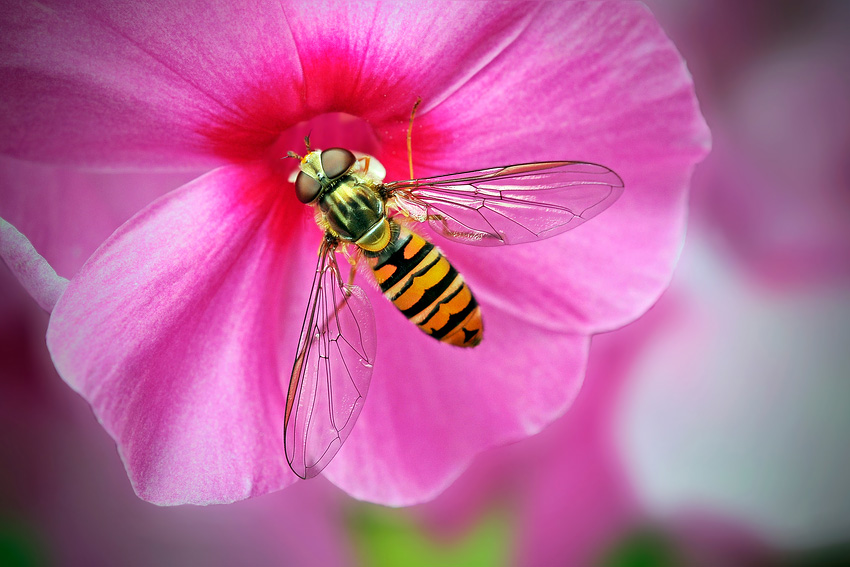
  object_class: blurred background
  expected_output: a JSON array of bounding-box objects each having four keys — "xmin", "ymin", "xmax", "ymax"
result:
[{"xmin": 2, "ymin": 1, "xmax": 850, "ymax": 565}]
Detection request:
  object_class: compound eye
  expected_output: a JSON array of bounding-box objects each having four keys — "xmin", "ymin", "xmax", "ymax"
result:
[
  {"xmin": 321, "ymin": 148, "xmax": 356, "ymax": 179},
  {"xmin": 295, "ymin": 171, "xmax": 322, "ymax": 203}
]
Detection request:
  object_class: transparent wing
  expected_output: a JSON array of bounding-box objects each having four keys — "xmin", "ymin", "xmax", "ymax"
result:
[
  {"xmin": 284, "ymin": 238, "xmax": 377, "ymax": 479},
  {"xmin": 385, "ymin": 161, "xmax": 624, "ymax": 246}
]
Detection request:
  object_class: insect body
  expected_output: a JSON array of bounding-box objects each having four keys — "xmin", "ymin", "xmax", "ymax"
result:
[
  {"xmin": 365, "ymin": 221, "xmax": 483, "ymax": 347},
  {"xmin": 285, "ymin": 145, "xmax": 624, "ymax": 479},
  {"xmin": 294, "ymin": 147, "xmax": 483, "ymax": 346}
]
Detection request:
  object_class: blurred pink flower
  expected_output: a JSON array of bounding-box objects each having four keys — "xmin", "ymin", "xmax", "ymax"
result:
[
  {"xmin": 692, "ymin": 37, "xmax": 850, "ymax": 286},
  {"xmin": 649, "ymin": 0, "xmax": 850, "ymax": 286},
  {"xmin": 615, "ymin": 6, "xmax": 850, "ymax": 547},
  {"xmin": 0, "ymin": 1, "xmax": 708, "ymax": 505},
  {"xmin": 619, "ymin": 236, "xmax": 850, "ymax": 549},
  {"xmin": 516, "ymin": 308, "xmax": 777, "ymax": 566}
]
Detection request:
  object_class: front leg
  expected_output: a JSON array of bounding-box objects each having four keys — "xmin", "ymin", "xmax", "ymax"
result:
[
  {"xmin": 355, "ymin": 155, "xmax": 371, "ymax": 176},
  {"xmin": 339, "ymin": 244, "xmax": 360, "ymax": 286}
]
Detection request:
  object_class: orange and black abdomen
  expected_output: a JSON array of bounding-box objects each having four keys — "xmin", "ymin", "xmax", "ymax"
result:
[{"xmin": 365, "ymin": 222, "xmax": 483, "ymax": 347}]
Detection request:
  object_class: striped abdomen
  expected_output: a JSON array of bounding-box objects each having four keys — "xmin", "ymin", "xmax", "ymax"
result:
[{"xmin": 364, "ymin": 222, "xmax": 483, "ymax": 347}]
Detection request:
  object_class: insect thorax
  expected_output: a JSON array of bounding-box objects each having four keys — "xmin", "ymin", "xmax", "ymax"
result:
[{"xmin": 318, "ymin": 175, "xmax": 388, "ymax": 248}]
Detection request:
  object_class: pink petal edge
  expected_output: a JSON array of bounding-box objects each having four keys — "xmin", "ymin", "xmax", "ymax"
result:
[{"xmin": 0, "ymin": 217, "xmax": 68, "ymax": 312}]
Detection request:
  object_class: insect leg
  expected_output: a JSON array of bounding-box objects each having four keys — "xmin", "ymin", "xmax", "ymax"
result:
[
  {"xmin": 430, "ymin": 214, "xmax": 474, "ymax": 239},
  {"xmin": 422, "ymin": 212, "xmax": 489, "ymax": 242},
  {"xmin": 346, "ymin": 262, "xmax": 357, "ymax": 287},
  {"xmin": 355, "ymin": 155, "xmax": 372, "ymax": 175},
  {"xmin": 339, "ymin": 244, "xmax": 359, "ymax": 286}
]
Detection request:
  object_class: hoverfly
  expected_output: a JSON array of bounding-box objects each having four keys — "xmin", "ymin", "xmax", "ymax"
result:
[{"xmin": 284, "ymin": 109, "xmax": 624, "ymax": 479}]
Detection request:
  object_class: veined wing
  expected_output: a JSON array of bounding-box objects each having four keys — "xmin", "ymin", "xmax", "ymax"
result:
[
  {"xmin": 385, "ymin": 161, "xmax": 624, "ymax": 246},
  {"xmin": 284, "ymin": 237, "xmax": 377, "ymax": 479}
]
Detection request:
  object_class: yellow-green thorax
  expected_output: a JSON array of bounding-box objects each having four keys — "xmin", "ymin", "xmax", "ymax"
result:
[{"xmin": 300, "ymin": 150, "xmax": 391, "ymax": 252}]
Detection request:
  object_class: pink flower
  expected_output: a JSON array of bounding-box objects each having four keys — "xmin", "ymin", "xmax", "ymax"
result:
[
  {"xmin": 650, "ymin": 0, "xmax": 850, "ymax": 287},
  {"xmin": 0, "ymin": 1, "xmax": 709, "ymax": 505},
  {"xmin": 619, "ymin": 237, "xmax": 850, "ymax": 548},
  {"xmin": 692, "ymin": 40, "xmax": 850, "ymax": 286},
  {"xmin": 623, "ymin": 1, "xmax": 850, "ymax": 549}
]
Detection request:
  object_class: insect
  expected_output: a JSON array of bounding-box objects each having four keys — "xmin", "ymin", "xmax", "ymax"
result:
[{"xmin": 284, "ymin": 110, "xmax": 624, "ymax": 479}]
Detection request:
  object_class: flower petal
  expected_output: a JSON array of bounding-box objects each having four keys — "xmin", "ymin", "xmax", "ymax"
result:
[
  {"xmin": 390, "ymin": 3, "xmax": 709, "ymax": 333},
  {"xmin": 1, "ymin": 0, "xmax": 564, "ymax": 167},
  {"xmin": 0, "ymin": 156, "xmax": 198, "ymax": 279},
  {"xmin": 0, "ymin": 0, "xmax": 304, "ymax": 166},
  {"xmin": 324, "ymin": 298, "xmax": 589, "ymax": 506},
  {"xmin": 442, "ymin": 163, "xmax": 690, "ymax": 334},
  {"xmin": 0, "ymin": 217, "xmax": 67, "ymax": 312},
  {"xmin": 283, "ymin": 2, "xmax": 550, "ymax": 124},
  {"xmin": 46, "ymin": 162, "xmax": 312, "ymax": 504},
  {"xmin": 515, "ymin": 301, "xmax": 671, "ymax": 565},
  {"xmin": 411, "ymin": 3, "xmax": 710, "ymax": 169}
]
